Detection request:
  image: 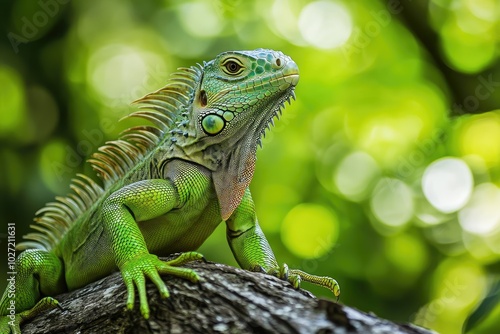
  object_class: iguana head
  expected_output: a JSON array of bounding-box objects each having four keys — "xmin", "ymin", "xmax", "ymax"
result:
[
  {"xmin": 193, "ymin": 49, "xmax": 299, "ymax": 219},
  {"xmin": 193, "ymin": 49, "xmax": 299, "ymax": 142},
  {"xmin": 134, "ymin": 49, "xmax": 299, "ymax": 219}
]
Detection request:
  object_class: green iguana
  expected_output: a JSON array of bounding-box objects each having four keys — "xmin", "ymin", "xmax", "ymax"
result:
[{"xmin": 0, "ymin": 49, "xmax": 340, "ymax": 333}]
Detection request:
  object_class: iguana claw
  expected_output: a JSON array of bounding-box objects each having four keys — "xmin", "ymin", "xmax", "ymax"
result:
[
  {"xmin": 264, "ymin": 263, "xmax": 340, "ymax": 300},
  {"xmin": 120, "ymin": 252, "xmax": 203, "ymax": 319}
]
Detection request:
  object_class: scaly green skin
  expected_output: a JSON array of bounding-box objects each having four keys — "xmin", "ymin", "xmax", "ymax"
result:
[{"xmin": 0, "ymin": 49, "xmax": 339, "ymax": 333}]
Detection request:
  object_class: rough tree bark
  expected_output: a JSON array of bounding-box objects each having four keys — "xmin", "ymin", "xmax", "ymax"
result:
[{"xmin": 22, "ymin": 256, "xmax": 436, "ymax": 334}]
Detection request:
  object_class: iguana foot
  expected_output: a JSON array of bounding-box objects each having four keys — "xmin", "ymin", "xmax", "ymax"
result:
[
  {"xmin": 120, "ymin": 252, "xmax": 203, "ymax": 319},
  {"xmin": 166, "ymin": 251, "xmax": 206, "ymax": 266},
  {"xmin": 0, "ymin": 297, "xmax": 60, "ymax": 334},
  {"xmin": 254, "ymin": 263, "xmax": 340, "ymax": 301},
  {"xmin": 0, "ymin": 316, "xmax": 19, "ymax": 334}
]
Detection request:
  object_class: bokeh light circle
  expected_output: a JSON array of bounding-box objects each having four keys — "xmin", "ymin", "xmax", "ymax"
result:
[
  {"xmin": 459, "ymin": 183, "xmax": 500, "ymax": 236},
  {"xmin": 370, "ymin": 178, "xmax": 414, "ymax": 227},
  {"xmin": 422, "ymin": 157, "xmax": 473, "ymax": 213},
  {"xmin": 281, "ymin": 203, "xmax": 339, "ymax": 259},
  {"xmin": 298, "ymin": 1, "xmax": 352, "ymax": 49},
  {"xmin": 334, "ymin": 151, "xmax": 380, "ymax": 201},
  {"xmin": 459, "ymin": 112, "xmax": 500, "ymax": 167}
]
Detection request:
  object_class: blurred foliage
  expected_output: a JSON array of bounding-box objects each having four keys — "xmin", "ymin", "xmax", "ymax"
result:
[{"xmin": 0, "ymin": 0, "xmax": 499, "ymax": 333}]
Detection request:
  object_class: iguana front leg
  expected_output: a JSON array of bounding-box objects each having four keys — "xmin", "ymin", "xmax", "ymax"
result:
[
  {"xmin": 101, "ymin": 179, "xmax": 202, "ymax": 319},
  {"xmin": 226, "ymin": 188, "xmax": 340, "ymax": 299},
  {"xmin": 0, "ymin": 249, "xmax": 65, "ymax": 333}
]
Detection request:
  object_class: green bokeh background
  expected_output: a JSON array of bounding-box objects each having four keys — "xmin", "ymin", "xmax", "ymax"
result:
[{"xmin": 1, "ymin": 1, "xmax": 499, "ymax": 333}]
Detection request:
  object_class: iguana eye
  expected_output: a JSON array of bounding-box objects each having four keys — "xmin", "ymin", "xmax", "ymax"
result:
[
  {"xmin": 201, "ymin": 114, "xmax": 225, "ymax": 135},
  {"xmin": 221, "ymin": 58, "xmax": 244, "ymax": 75},
  {"xmin": 225, "ymin": 61, "xmax": 240, "ymax": 73}
]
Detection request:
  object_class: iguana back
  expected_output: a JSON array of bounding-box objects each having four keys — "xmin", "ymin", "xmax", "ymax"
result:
[{"xmin": 19, "ymin": 64, "xmax": 204, "ymax": 252}]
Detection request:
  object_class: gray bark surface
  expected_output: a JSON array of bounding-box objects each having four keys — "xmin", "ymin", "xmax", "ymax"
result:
[{"xmin": 23, "ymin": 257, "xmax": 436, "ymax": 334}]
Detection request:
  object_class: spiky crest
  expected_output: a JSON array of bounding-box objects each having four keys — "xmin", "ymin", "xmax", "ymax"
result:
[{"xmin": 18, "ymin": 64, "xmax": 204, "ymax": 251}]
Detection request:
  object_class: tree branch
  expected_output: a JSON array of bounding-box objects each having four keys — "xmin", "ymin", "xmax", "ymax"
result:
[{"xmin": 22, "ymin": 256, "xmax": 435, "ymax": 333}]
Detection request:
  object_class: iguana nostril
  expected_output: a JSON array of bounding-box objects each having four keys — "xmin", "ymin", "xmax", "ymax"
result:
[{"xmin": 276, "ymin": 58, "xmax": 282, "ymax": 67}]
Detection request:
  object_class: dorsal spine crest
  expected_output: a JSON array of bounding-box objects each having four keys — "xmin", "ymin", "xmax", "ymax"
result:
[{"xmin": 18, "ymin": 64, "xmax": 204, "ymax": 251}]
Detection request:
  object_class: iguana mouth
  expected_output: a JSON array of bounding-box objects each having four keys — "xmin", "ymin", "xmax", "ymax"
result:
[
  {"xmin": 283, "ymin": 74, "xmax": 300, "ymax": 86},
  {"xmin": 211, "ymin": 74, "xmax": 298, "ymax": 103}
]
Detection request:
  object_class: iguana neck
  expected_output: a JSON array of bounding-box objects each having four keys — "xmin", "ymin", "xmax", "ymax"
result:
[{"xmin": 164, "ymin": 83, "xmax": 295, "ymax": 220}]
